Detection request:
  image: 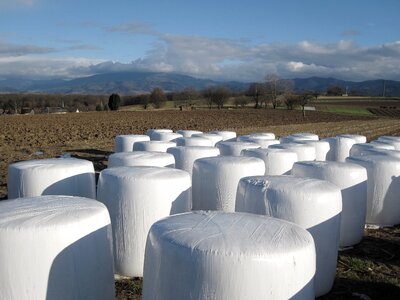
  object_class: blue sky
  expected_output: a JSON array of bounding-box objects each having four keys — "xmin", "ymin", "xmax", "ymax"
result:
[{"xmin": 1, "ymin": 0, "xmax": 399, "ymax": 81}]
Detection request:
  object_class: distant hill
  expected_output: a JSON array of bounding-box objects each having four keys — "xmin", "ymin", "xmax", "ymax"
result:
[
  {"xmin": 0, "ymin": 72, "xmax": 247, "ymax": 95},
  {"xmin": 0, "ymin": 72, "xmax": 399, "ymax": 96},
  {"xmin": 292, "ymin": 77, "xmax": 400, "ymax": 97}
]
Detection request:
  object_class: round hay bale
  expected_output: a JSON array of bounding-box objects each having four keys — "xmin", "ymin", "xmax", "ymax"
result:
[
  {"xmin": 0, "ymin": 196, "xmax": 114, "ymax": 300},
  {"xmin": 7, "ymin": 158, "xmax": 95, "ymax": 199},
  {"xmin": 142, "ymin": 211, "xmax": 316, "ymax": 300},
  {"xmin": 97, "ymin": 166, "xmax": 191, "ymax": 277}
]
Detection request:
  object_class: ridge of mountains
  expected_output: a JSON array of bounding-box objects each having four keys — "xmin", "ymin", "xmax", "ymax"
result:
[{"xmin": 0, "ymin": 71, "xmax": 399, "ymax": 96}]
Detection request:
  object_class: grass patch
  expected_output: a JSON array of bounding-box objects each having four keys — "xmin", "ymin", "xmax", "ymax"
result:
[{"xmin": 325, "ymin": 106, "xmax": 373, "ymax": 116}]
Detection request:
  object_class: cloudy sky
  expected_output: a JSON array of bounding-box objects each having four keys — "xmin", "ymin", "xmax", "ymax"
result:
[{"xmin": 1, "ymin": 0, "xmax": 399, "ymax": 82}]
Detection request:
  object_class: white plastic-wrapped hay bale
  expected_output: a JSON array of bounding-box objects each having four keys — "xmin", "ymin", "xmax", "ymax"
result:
[
  {"xmin": 292, "ymin": 161, "xmax": 367, "ymax": 247},
  {"xmin": 269, "ymin": 143, "xmax": 316, "ymax": 161},
  {"xmin": 241, "ymin": 148, "xmax": 298, "ymax": 175},
  {"xmin": 216, "ymin": 141, "xmax": 260, "ymax": 156},
  {"xmin": 248, "ymin": 132, "xmax": 276, "ymax": 139},
  {"xmin": 132, "ymin": 140, "xmax": 176, "ymax": 152},
  {"xmin": 151, "ymin": 132, "xmax": 183, "ymax": 142},
  {"xmin": 291, "ymin": 132, "xmax": 319, "ymax": 140},
  {"xmin": 209, "ymin": 130, "xmax": 237, "ymax": 141},
  {"xmin": 192, "ymin": 133, "xmax": 224, "ymax": 146},
  {"xmin": 237, "ymin": 135, "xmax": 280, "ymax": 148},
  {"xmin": 237, "ymin": 134, "xmax": 276, "ymax": 142},
  {"xmin": 97, "ymin": 166, "xmax": 191, "ymax": 277},
  {"xmin": 323, "ymin": 136, "xmax": 357, "ymax": 162},
  {"xmin": 108, "ymin": 151, "xmax": 175, "ymax": 168},
  {"xmin": 142, "ymin": 211, "xmax": 316, "ymax": 300},
  {"xmin": 7, "ymin": 158, "xmax": 96, "ymax": 199},
  {"xmin": 176, "ymin": 130, "xmax": 203, "ymax": 138},
  {"xmin": 175, "ymin": 137, "xmax": 213, "ymax": 147},
  {"xmin": 346, "ymin": 155, "xmax": 400, "ymax": 226},
  {"xmin": 167, "ymin": 146, "xmax": 220, "ymax": 176},
  {"xmin": 236, "ymin": 176, "xmax": 342, "ymax": 297},
  {"xmin": 0, "ymin": 196, "xmax": 114, "ymax": 300},
  {"xmin": 192, "ymin": 156, "xmax": 265, "ymax": 212},
  {"xmin": 146, "ymin": 128, "xmax": 172, "ymax": 137},
  {"xmin": 114, "ymin": 134, "xmax": 150, "ymax": 152},
  {"xmin": 372, "ymin": 136, "xmax": 400, "ymax": 150},
  {"xmin": 294, "ymin": 140, "xmax": 330, "ymax": 161},
  {"xmin": 280, "ymin": 133, "xmax": 319, "ymax": 144},
  {"xmin": 350, "ymin": 143, "xmax": 396, "ymax": 157},
  {"xmin": 359, "ymin": 148, "xmax": 400, "ymax": 159},
  {"xmin": 337, "ymin": 134, "xmax": 367, "ymax": 144}
]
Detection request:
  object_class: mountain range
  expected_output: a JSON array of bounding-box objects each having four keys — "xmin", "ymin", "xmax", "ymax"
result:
[{"xmin": 0, "ymin": 72, "xmax": 399, "ymax": 96}]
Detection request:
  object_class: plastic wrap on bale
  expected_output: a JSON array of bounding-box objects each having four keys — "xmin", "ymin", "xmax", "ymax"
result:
[
  {"xmin": 192, "ymin": 133, "xmax": 224, "ymax": 146},
  {"xmin": 323, "ymin": 136, "xmax": 357, "ymax": 162},
  {"xmin": 114, "ymin": 134, "xmax": 150, "ymax": 152},
  {"xmin": 150, "ymin": 132, "xmax": 183, "ymax": 142},
  {"xmin": 236, "ymin": 175, "xmax": 342, "ymax": 296},
  {"xmin": 192, "ymin": 156, "xmax": 265, "ymax": 212},
  {"xmin": 176, "ymin": 130, "xmax": 203, "ymax": 138},
  {"xmin": 237, "ymin": 132, "xmax": 276, "ymax": 143},
  {"xmin": 294, "ymin": 140, "xmax": 330, "ymax": 161},
  {"xmin": 143, "ymin": 211, "xmax": 316, "ymax": 300},
  {"xmin": 241, "ymin": 148, "xmax": 298, "ymax": 175},
  {"xmin": 237, "ymin": 136, "xmax": 280, "ymax": 148},
  {"xmin": 175, "ymin": 137, "xmax": 213, "ymax": 147},
  {"xmin": 270, "ymin": 143, "xmax": 316, "ymax": 161},
  {"xmin": 0, "ymin": 196, "xmax": 114, "ymax": 300},
  {"xmin": 216, "ymin": 141, "xmax": 260, "ymax": 156},
  {"xmin": 347, "ymin": 155, "xmax": 400, "ymax": 226},
  {"xmin": 97, "ymin": 166, "xmax": 191, "ymax": 277},
  {"xmin": 209, "ymin": 130, "xmax": 237, "ymax": 141},
  {"xmin": 371, "ymin": 137, "xmax": 400, "ymax": 150},
  {"xmin": 167, "ymin": 146, "xmax": 220, "ymax": 176},
  {"xmin": 350, "ymin": 142, "xmax": 395, "ymax": 157},
  {"xmin": 337, "ymin": 134, "xmax": 367, "ymax": 144},
  {"xmin": 108, "ymin": 151, "xmax": 175, "ymax": 168},
  {"xmin": 132, "ymin": 141, "xmax": 176, "ymax": 152},
  {"xmin": 292, "ymin": 161, "xmax": 367, "ymax": 247},
  {"xmin": 146, "ymin": 128, "xmax": 172, "ymax": 137},
  {"xmin": 280, "ymin": 133, "xmax": 319, "ymax": 144},
  {"xmin": 7, "ymin": 158, "xmax": 96, "ymax": 199}
]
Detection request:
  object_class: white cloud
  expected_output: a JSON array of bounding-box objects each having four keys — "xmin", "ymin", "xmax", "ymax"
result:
[
  {"xmin": 105, "ymin": 22, "xmax": 154, "ymax": 35},
  {"xmin": 0, "ymin": 41, "xmax": 55, "ymax": 56},
  {"xmin": 0, "ymin": 56, "xmax": 105, "ymax": 79},
  {"xmin": 1, "ymin": 35, "xmax": 400, "ymax": 82}
]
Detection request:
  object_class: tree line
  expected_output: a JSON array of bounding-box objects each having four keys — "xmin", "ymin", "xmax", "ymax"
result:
[{"xmin": 1, "ymin": 74, "xmax": 347, "ymax": 114}]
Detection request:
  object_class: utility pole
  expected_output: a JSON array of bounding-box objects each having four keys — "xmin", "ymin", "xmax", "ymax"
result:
[{"xmin": 382, "ymin": 80, "xmax": 386, "ymax": 98}]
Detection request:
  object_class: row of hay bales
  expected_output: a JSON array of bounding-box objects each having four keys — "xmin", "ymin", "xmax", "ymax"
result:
[{"xmin": 2, "ymin": 129, "xmax": 400, "ymax": 299}]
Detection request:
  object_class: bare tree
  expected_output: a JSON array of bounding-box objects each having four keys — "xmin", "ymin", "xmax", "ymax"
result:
[
  {"xmin": 246, "ymin": 83, "xmax": 265, "ymax": 109},
  {"xmin": 265, "ymin": 74, "xmax": 294, "ymax": 109},
  {"xmin": 234, "ymin": 96, "xmax": 250, "ymax": 108},
  {"xmin": 150, "ymin": 87, "xmax": 166, "ymax": 109},
  {"xmin": 299, "ymin": 92, "xmax": 314, "ymax": 117},
  {"xmin": 203, "ymin": 86, "xmax": 231, "ymax": 109}
]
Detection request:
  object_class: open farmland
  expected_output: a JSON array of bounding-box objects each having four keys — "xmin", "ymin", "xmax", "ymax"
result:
[{"xmin": 1, "ymin": 108, "xmax": 400, "ymax": 299}]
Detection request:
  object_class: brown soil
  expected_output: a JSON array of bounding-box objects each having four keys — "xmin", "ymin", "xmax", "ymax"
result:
[{"xmin": 1, "ymin": 108, "xmax": 400, "ymax": 299}]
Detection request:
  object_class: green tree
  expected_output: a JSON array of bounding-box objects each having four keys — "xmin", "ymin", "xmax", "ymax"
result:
[{"xmin": 108, "ymin": 93, "xmax": 121, "ymax": 110}]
